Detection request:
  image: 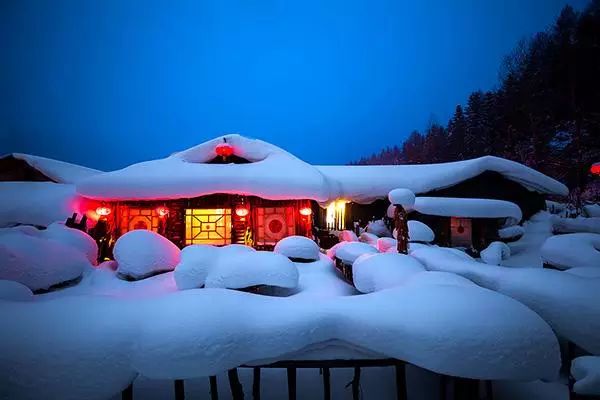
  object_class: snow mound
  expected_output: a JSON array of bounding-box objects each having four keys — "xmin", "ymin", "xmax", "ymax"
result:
[
  {"xmin": 359, "ymin": 232, "xmax": 379, "ymax": 245},
  {"xmin": 365, "ymin": 219, "xmax": 391, "ymax": 237},
  {"xmin": 388, "ymin": 188, "xmax": 415, "ymax": 206},
  {"xmin": 8, "ymin": 153, "xmax": 102, "ymax": 184},
  {"xmin": 583, "ymin": 204, "xmax": 600, "ymax": 218},
  {"xmin": 274, "ymin": 236, "xmax": 320, "ymax": 262},
  {"xmin": 541, "ymin": 233, "xmax": 600, "ymax": 269},
  {"xmin": 412, "ymin": 246, "xmax": 600, "ymax": 355},
  {"xmin": 339, "ymin": 230, "xmax": 358, "ymax": 242},
  {"xmin": 43, "ymin": 223, "xmax": 98, "ymax": 265},
  {"xmin": 406, "ymin": 271, "xmax": 474, "ymax": 288},
  {"xmin": 0, "ymin": 225, "xmax": 42, "ymax": 237},
  {"xmin": 174, "ymin": 245, "xmax": 218, "ymax": 290},
  {"xmin": 0, "ymin": 279, "xmax": 33, "ymax": 301},
  {"xmin": 204, "ymin": 251, "xmax": 299, "ymax": 289},
  {"xmin": 552, "ymin": 216, "xmax": 600, "ymax": 234},
  {"xmin": 114, "ymin": 230, "xmax": 181, "ymax": 280},
  {"xmin": 565, "ymin": 267, "xmax": 600, "ymax": 279},
  {"xmin": 572, "ymin": 356, "xmax": 600, "ymax": 396},
  {"xmin": 0, "ymin": 232, "xmax": 88, "ymax": 291},
  {"xmin": 498, "ymin": 225, "xmax": 525, "ymax": 239},
  {"xmin": 328, "ymin": 241, "xmax": 379, "ymax": 265},
  {"xmin": 376, "ymin": 237, "xmax": 397, "ymax": 252},
  {"xmin": 408, "ymin": 220, "xmax": 435, "ymax": 243},
  {"xmin": 352, "ymin": 253, "xmax": 425, "ymax": 293},
  {"xmin": 480, "ymin": 241, "xmax": 511, "ymax": 265}
]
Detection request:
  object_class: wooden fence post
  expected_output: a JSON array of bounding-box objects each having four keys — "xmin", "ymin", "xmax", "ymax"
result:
[
  {"xmin": 287, "ymin": 367, "xmax": 297, "ymax": 400},
  {"xmin": 351, "ymin": 367, "xmax": 361, "ymax": 400},
  {"xmin": 122, "ymin": 383, "xmax": 133, "ymax": 400},
  {"xmin": 252, "ymin": 367, "xmax": 261, "ymax": 400},
  {"xmin": 209, "ymin": 376, "xmax": 219, "ymax": 400},
  {"xmin": 174, "ymin": 379, "xmax": 185, "ymax": 400},
  {"xmin": 395, "ymin": 362, "xmax": 407, "ymax": 400},
  {"xmin": 322, "ymin": 367, "xmax": 331, "ymax": 400},
  {"xmin": 228, "ymin": 369, "xmax": 244, "ymax": 400}
]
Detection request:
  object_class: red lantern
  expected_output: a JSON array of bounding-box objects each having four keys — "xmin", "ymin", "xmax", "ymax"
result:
[
  {"xmin": 157, "ymin": 206, "xmax": 169, "ymax": 218},
  {"xmin": 591, "ymin": 163, "xmax": 600, "ymax": 176},
  {"xmin": 235, "ymin": 206, "xmax": 249, "ymax": 217},
  {"xmin": 215, "ymin": 143, "xmax": 234, "ymax": 158},
  {"xmin": 299, "ymin": 207, "xmax": 312, "ymax": 216},
  {"xmin": 96, "ymin": 206, "xmax": 111, "ymax": 217}
]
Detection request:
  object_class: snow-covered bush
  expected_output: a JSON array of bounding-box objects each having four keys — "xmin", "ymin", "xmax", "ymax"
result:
[
  {"xmin": 113, "ymin": 230, "xmax": 181, "ymax": 280},
  {"xmin": 407, "ymin": 220, "xmax": 435, "ymax": 243},
  {"xmin": 274, "ymin": 236, "xmax": 320, "ymax": 262},
  {"xmin": 43, "ymin": 222, "xmax": 98, "ymax": 265},
  {"xmin": 365, "ymin": 219, "xmax": 391, "ymax": 237},
  {"xmin": 204, "ymin": 251, "xmax": 299, "ymax": 289},
  {"xmin": 0, "ymin": 232, "xmax": 89, "ymax": 291},
  {"xmin": 333, "ymin": 242, "xmax": 379, "ymax": 265},
  {"xmin": 480, "ymin": 241, "xmax": 511, "ymax": 265},
  {"xmin": 541, "ymin": 233, "xmax": 600, "ymax": 269},
  {"xmin": 0, "ymin": 279, "xmax": 33, "ymax": 301},
  {"xmin": 339, "ymin": 230, "xmax": 358, "ymax": 242},
  {"xmin": 352, "ymin": 253, "xmax": 424, "ymax": 293},
  {"xmin": 376, "ymin": 237, "xmax": 397, "ymax": 252},
  {"xmin": 552, "ymin": 216, "xmax": 600, "ymax": 234},
  {"xmin": 358, "ymin": 232, "xmax": 378, "ymax": 246},
  {"xmin": 572, "ymin": 356, "xmax": 600, "ymax": 396},
  {"xmin": 174, "ymin": 245, "xmax": 218, "ymax": 290},
  {"xmin": 498, "ymin": 225, "xmax": 525, "ymax": 240},
  {"xmin": 388, "ymin": 188, "xmax": 416, "ymax": 206}
]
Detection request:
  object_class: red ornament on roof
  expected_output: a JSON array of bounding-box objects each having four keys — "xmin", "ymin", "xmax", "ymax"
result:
[
  {"xmin": 591, "ymin": 162, "xmax": 600, "ymax": 176},
  {"xmin": 215, "ymin": 142, "xmax": 234, "ymax": 158}
]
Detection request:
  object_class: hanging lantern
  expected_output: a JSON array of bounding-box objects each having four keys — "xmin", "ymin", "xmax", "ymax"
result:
[
  {"xmin": 156, "ymin": 206, "xmax": 170, "ymax": 218},
  {"xmin": 96, "ymin": 206, "xmax": 112, "ymax": 217},
  {"xmin": 235, "ymin": 206, "xmax": 249, "ymax": 217},
  {"xmin": 299, "ymin": 207, "xmax": 312, "ymax": 216},
  {"xmin": 215, "ymin": 142, "xmax": 234, "ymax": 158},
  {"xmin": 591, "ymin": 162, "xmax": 600, "ymax": 176}
]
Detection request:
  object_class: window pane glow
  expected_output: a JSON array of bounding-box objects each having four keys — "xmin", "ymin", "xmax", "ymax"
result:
[
  {"xmin": 326, "ymin": 200, "xmax": 346, "ymax": 230},
  {"xmin": 185, "ymin": 208, "xmax": 232, "ymax": 246}
]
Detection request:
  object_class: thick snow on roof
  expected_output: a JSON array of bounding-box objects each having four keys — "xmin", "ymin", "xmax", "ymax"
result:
[
  {"xmin": 317, "ymin": 155, "xmax": 568, "ymax": 203},
  {"xmin": 76, "ymin": 135, "xmax": 566, "ymax": 203},
  {"xmin": 6, "ymin": 153, "xmax": 102, "ymax": 184},
  {"xmin": 409, "ymin": 197, "xmax": 523, "ymax": 224},
  {"xmin": 76, "ymin": 134, "xmax": 330, "ymax": 202}
]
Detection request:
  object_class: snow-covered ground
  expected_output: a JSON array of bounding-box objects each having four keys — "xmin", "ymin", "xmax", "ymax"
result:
[{"xmin": 1, "ymin": 211, "xmax": 598, "ymax": 400}]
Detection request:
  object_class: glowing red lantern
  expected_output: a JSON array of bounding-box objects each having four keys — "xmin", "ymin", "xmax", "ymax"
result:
[
  {"xmin": 591, "ymin": 163, "xmax": 600, "ymax": 176},
  {"xmin": 215, "ymin": 143, "xmax": 234, "ymax": 158},
  {"xmin": 235, "ymin": 206, "xmax": 249, "ymax": 217},
  {"xmin": 96, "ymin": 206, "xmax": 111, "ymax": 217},
  {"xmin": 156, "ymin": 206, "xmax": 169, "ymax": 218},
  {"xmin": 299, "ymin": 207, "xmax": 312, "ymax": 216}
]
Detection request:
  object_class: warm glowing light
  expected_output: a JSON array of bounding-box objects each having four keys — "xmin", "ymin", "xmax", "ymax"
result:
[
  {"xmin": 96, "ymin": 206, "xmax": 112, "ymax": 217},
  {"xmin": 299, "ymin": 207, "xmax": 312, "ymax": 216},
  {"xmin": 591, "ymin": 163, "xmax": 600, "ymax": 176},
  {"xmin": 215, "ymin": 143, "xmax": 234, "ymax": 157},
  {"xmin": 156, "ymin": 206, "xmax": 170, "ymax": 217},
  {"xmin": 235, "ymin": 206, "xmax": 249, "ymax": 217},
  {"xmin": 326, "ymin": 200, "xmax": 346, "ymax": 230}
]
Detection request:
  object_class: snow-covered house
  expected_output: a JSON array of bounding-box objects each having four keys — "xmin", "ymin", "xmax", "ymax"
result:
[
  {"xmin": 75, "ymin": 134, "xmax": 568, "ymax": 252},
  {"xmin": 0, "ymin": 154, "xmax": 102, "ymax": 228}
]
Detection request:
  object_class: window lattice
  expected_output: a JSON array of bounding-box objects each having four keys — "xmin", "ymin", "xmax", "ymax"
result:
[{"xmin": 185, "ymin": 208, "xmax": 232, "ymax": 246}]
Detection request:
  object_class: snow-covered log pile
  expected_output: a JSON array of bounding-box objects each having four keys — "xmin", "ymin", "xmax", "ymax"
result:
[
  {"xmin": 540, "ymin": 233, "xmax": 600, "ymax": 269},
  {"xmin": 480, "ymin": 241, "xmax": 511, "ymax": 265},
  {"xmin": 412, "ymin": 246, "xmax": 600, "ymax": 355},
  {"xmin": 552, "ymin": 216, "xmax": 600, "ymax": 234}
]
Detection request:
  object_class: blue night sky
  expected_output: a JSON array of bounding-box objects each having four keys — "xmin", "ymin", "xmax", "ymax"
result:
[{"xmin": 0, "ymin": 0, "xmax": 589, "ymax": 171}]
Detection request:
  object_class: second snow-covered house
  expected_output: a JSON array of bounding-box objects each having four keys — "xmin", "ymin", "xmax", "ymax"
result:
[{"xmin": 75, "ymin": 134, "xmax": 568, "ymax": 251}]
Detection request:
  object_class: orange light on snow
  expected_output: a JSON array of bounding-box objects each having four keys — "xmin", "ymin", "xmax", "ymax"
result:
[
  {"xmin": 215, "ymin": 143, "xmax": 234, "ymax": 158},
  {"xmin": 96, "ymin": 206, "xmax": 112, "ymax": 217},
  {"xmin": 591, "ymin": 163, "xmax": 600, "ymax": 176},
  {"xmin": 299, "ymin": 207, "xmax": 312, "ymax": 216},
  {"xmin": 235, "ymin": 207, "xmax": 249, "ymax": 217},
  {"xmin": 157, "ymin": 206, "xmax": 170, "ymax": 217}
]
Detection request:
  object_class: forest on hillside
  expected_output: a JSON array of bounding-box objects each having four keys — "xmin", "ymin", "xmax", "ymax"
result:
[{"xmin": 354, "ymin": 1, "xmax": 600, "ymax": 203}]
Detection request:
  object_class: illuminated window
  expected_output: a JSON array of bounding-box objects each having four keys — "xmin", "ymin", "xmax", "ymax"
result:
[
  {"xmin": 120, "ymin": 208, "xmax": 160, "ymax": 233},
  {"xmin": 326, "ymin": 200, "xmax": 347, "ymax": 230},
  {"xmin": 185, "ymin": 208, "xmax": 232, "ymax": 246},
  {"xmin": 255, "ymin": 207, "xmax": 295, "ymax": 246}
]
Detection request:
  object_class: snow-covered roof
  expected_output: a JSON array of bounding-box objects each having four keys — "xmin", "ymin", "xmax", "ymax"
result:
[
  {"xmin": 76, "ymin": 135, "xmax": 331, "ymax": 202},
  {"xmin": 408, "ymin": 197, "xmax": 523, "ymax": 224},
  {"xmin": 317, "ymin": 156, "xmax": 568, "ymax": 203},
  {"xmin": 76, "ymin": 134, "xmax": 568, "ymax": 203},
  {"xmin": 4, "ymin": 153, "xmax": 102, "ymax": 184}
]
